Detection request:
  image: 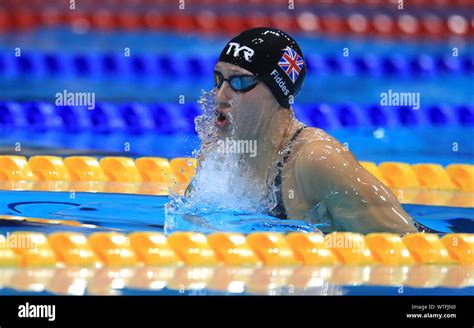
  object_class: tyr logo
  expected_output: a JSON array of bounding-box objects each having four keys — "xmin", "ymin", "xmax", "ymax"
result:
[{"xmin": 226, "ymin": 42, "xmax": 255, "ymax": 62}]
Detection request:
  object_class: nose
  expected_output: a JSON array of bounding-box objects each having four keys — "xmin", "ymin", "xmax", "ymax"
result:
[{"xmin": 215, "ymin": 79, "xmax": 234, "ymax": 105}]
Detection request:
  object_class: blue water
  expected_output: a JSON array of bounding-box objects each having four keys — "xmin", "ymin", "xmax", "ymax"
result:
[
  {"xmin": 0, "ymin": 190, "xmax": 473, "ymax": 235},
  {"xmin": 0, "ymin": 189, "xmax": 473, "ymax": 296},
  {"xmin": 1, "ymin": 126, "xmax": 472, "ymax": 164},
  {"xmin": 0, "ymin": 190, "xmax": 318, "ymax": 235}
]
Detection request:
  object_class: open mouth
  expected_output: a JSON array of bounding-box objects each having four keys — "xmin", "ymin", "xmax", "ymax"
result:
[{"xmin": 215, "ymin": 110, "xmax": 230, "ymax": 129}]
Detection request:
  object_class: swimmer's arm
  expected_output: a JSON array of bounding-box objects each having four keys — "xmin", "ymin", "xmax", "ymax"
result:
[{"xmin": 297, "ymin": 142, "xmax": 418, "ymax": 234}]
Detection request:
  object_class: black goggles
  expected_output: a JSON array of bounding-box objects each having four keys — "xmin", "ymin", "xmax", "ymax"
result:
[{"xmin": 214, "ymin": 71, "xmax": 259, "ymax": 93}]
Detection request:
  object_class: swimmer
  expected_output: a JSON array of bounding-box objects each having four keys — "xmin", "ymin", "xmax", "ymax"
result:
[{"xmin": 192, "ymin": 27, "xmax": 418, "ymax": 234}]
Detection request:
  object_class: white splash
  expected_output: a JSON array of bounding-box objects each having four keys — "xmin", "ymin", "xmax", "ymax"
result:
[{"xmin": 164, "ymin": 89, "xmax": 276, "ymax": 232}]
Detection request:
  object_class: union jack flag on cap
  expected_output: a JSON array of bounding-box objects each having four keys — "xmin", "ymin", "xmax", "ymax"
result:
[{"xmin": 278, "ymin": 46, "xmax": 304, "ymax": 84}]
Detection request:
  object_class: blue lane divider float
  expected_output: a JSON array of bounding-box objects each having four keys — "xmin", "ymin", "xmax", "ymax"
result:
[
  {"xmin": 0, "ymin": 101, "xmax": 472, "ymax": 134},
  {"xmin": 0, "ymin": 51, "xmax": 471, "ymax": 79}
]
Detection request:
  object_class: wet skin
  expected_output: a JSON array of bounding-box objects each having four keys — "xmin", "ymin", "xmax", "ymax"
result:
[{"xmin": 204, "ymin": 62, "xmax": 418, "ymax": 234}]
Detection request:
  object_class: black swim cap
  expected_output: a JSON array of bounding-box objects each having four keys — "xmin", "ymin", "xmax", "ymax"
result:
[{"xmin": 218, "ymin": 27, "xmax": 306, "ymax": 109}]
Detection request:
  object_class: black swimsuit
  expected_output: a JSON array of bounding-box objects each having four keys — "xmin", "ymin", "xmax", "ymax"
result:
[{"xmin": 268, "ymin": 125, "xmax": 307, "ymax": 219}]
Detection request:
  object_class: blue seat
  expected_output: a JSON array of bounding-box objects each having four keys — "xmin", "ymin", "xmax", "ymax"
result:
[
  {"xmin": 305, "ymin": 54, "xmax": 328, "ymax": 75},
  {"xmin": 396, "ymin": 106, "xmax": 428, "ymax": 126},
  {"xmin": 43, "ymin": 53, "xmax": 65, "ymax": 75},
  {"xmin": 0, "ymin": 53, "xmax": 6, "ymax": 75},
  {"xmin": 324, "ymin": 56, "xmax": 342, "ymax": 74},
  {"xmin": 71, "ymin": 54, "xmax": 101, "ymax": 77},
  {"xmin": 88, "ymin": 103, "xmax": 126, "ymax": 133},
  {"xmin": 100, "ymin": 53, "xmax": 128, "ymax": 76},
  {"xmin": 456, "ymin": 105, "xmax": 474, "ymax": 125},
  {"xmin": 129, "ymin": 54, "xmax": 154, "ymax": 76},
  {"xmin": 339, "ymin": 57, "xmax": 357, "ymax": 76},
  {"xmin": 149, "ymin": 103, "xmax": 178, "ymax": 134},
  {"xmin": 0, "ymin": 102, "xmax": 28, "ymax": 128},
  {"xmin": 462, "ymin": 56, "xmax": 473, "ymax": 74},
  {"xmin": 335, "ymin": 104, "xmax": 368, "ymax": 127},
  {"xmin": 150, "ymin": 103, "xmax": 200, "ymax": 134},
  {"xmin": 410, "ymin": 55, "xmax": 436, "ymax": 75},
  {"xmin": 156, "ymin": 54, "xmax": 186, "ymax": 77},
  {"xmin": 56, "ymin": 105, "xmax": 93, "ymax": 133},
  {"xmin": 366, "ymin": 105, "xmax": 398, "ymax": 127},
  {"xmin": 186, "ymin": 56, "xmax": 213, "ymax": 76},
  {"xmin": 24, "ymin": 102, "xmax": 63, "ymax": 130},
  {"xmin": 304, "ymin": 103, "xmax": 340, "ymax": 130},
  {"xmin": 15, "ymin": 53, "xmax": 35, "ymax": 74},
  {"xmin": 353, "ymin": 54, "xmax": 381, "ymax": 76},
  {"xmin": 381, "ymin": 55, "xmax": 409, "ymax": 76},
  {"xmin": 0, "ymin": 53, "xmax": 21, "ymax": 77},
  {"xmin": 120, "ymin": 103, "xmax": 155, "ymax": 134},
  {"xmin": 426, "ymin": 104, "xmax": 457, "ymax": 125},
  {"xmin": 435, "ymin": 55, "xmax": 462, "ymax": 74},
  {"xmin": 12, "ymin": 52, "xmax": 47, "ymax": 77}
]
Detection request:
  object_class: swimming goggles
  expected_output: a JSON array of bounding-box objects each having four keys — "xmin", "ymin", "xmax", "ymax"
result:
[{"xmin": 214, "ymin": 71, "xmax": 259, "ymax": 92}]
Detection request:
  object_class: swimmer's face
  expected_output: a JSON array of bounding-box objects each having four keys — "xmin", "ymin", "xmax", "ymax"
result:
[{"xmin": 214, "ymin": 62, "xmax": 279, "ymax": 140}]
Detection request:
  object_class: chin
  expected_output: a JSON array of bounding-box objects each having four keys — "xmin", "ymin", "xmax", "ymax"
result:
[{"xmin": 217, "ymin": 127, "xmax": 231, "ymax": 139}]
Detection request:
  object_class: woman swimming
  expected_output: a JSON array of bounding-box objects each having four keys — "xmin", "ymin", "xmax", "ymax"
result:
[{"xmin": 191, "ymin": 27, "xmax": 418, "ymax": 234}]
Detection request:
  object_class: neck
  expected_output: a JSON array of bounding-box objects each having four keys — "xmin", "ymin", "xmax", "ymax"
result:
[{"xmin": 244, "ymin": 106, "xmax": 301, "ymax": 184}]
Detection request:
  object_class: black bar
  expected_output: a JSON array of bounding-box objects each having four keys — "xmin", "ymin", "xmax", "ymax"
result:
[{"xmin": 0, "ymin": 296, "xmax": 472, "ymax": 327}]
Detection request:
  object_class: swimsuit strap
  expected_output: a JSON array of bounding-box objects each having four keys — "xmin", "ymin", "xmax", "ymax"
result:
[{"xmin": 269, "ymin": 125, "xmax": 307, "ymax": 219}]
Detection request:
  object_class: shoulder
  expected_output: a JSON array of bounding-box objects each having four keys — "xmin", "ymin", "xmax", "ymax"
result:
[
  {"xmin": 289, "ymin": 128, "xmax": 352, "ymax": 201},
  {"xmin": 295, "ymin": 127, "xmax": 351, "ymax": 170},
  {"xmin": 294, "ymin": 127, "xmax": 365, "ymax": 196}
]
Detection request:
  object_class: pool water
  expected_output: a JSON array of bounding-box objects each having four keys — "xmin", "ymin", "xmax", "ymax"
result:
[
  {"xmin": 0, "ymin": 82, "xmax": 472, "ymax": 296},
  {"xmin": 0, "ymin": 190, "xmax": 473, "ymax": 296},
  {"xmin": 1, "ymin": 189, "xmax": 473, "ymax": 235},
  {"xmin": 0, "ymin": 126, "xmax": 472, "ymax": 164}
]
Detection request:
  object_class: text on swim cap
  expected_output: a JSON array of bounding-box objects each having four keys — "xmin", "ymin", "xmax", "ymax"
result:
[
  {"xmin": 271, "ymin": 69, "xmax": 290, "ymax": 96},
  {"xmin": 226, "ymin": 42, "xmax": 255, "ymax": 62}
]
